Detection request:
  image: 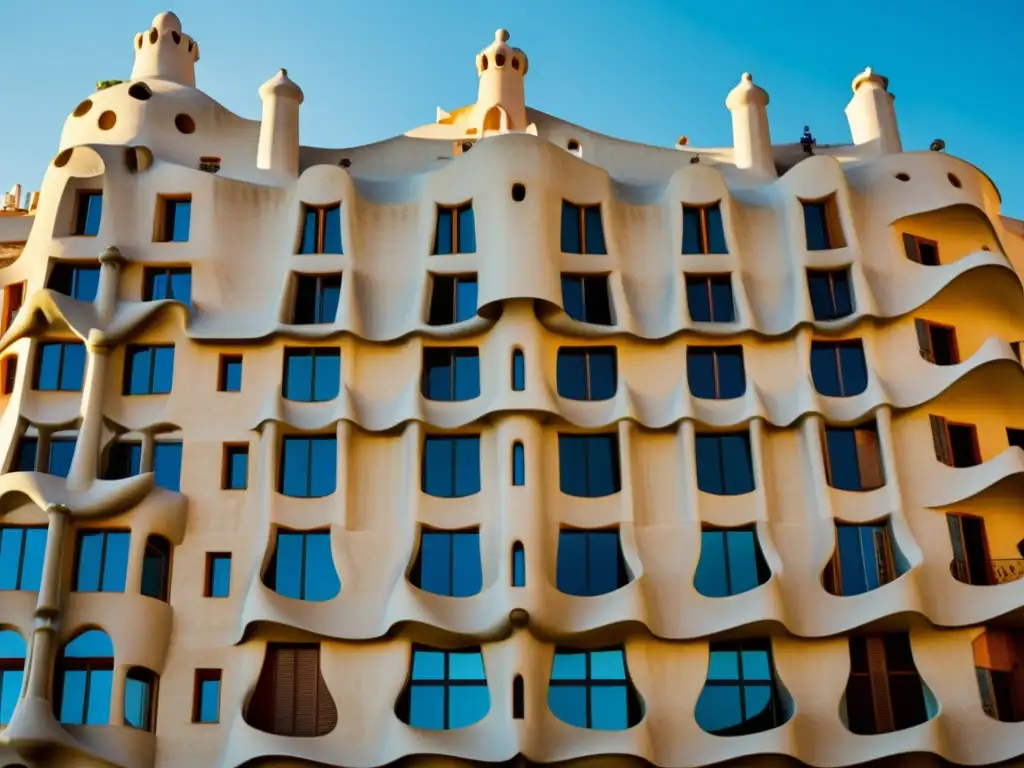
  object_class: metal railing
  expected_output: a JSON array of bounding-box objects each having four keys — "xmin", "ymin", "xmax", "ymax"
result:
[{"xmin": 991, "ymin": 558, "xmax": 1024, "ymax": 585}]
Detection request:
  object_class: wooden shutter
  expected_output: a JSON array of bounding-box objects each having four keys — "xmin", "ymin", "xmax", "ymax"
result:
[
  {"xmin": 293, "ymin": 647, "xmax": 318, "ymax": 736},
  {"xmin": 248, "ymin": 644, "xmax": 337, "ymax": 737},
  {"xmin": 902, "ymin": 233, "xmax": 920, "ymax": 263},
  {"xmin": 873, "ymin": 528, "xmax": 895, "ymax": 584},
  {"xmin": 929, "ymin": 415, "xmax": 952, "ymax": 465},
  {"xmin": 914, "ymin": 320, "xmax": 934, "ymax": 363},
  {"xmin": 854, "ymin": 428, "xmax": 884, "ymax": 490},
  {"xmin": 866, "ymin": 637, "xmax": 894, "ymax": 732},
  {"xmin": 272, "ymin": 646, "xmax": 297, "ymax": 735},
  {"xmin": 315, "ymin": 653, "xmax": 338, "ymax": 735}
]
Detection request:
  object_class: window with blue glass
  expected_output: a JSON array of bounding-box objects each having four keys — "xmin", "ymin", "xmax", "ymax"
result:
[
  {"xmin": 141, "ymin": 535, "xmax": 171, "ymax": 602},
  {"xmin": 557, "ymin": 528, "xmax": 630, "ymax": 597},
  {"xmin": 279, "ymin": 436, "xmax": 337, "ymax": 498},
  {"xmin": 561, "ymin": 201, "xmax": 607, "ymax": 255},
  {"xmin": 433, "ymin": 203, "xmax": 476, "ymax": 255},
  {"xmin": 824, "ymin": 521, "xmax": 900, "ymax": 596},
  {"xmin": 396, "ymin": 646, "xmax": 489, "ymax": 730},
  {"xmin": 422, "ymin": 435, "xmax": 481, "ymax": 498},
  {"xmin": 823, "ymin": 421, "xmax": 885, "ymax": 492},
  {"xmin": 0, "ymin": 630, "xmax": 25, "ymax": 725},
  {"xmin": 686, "ymin": 274, "xmax": 735, "ymax": 322},
  {"xmin": 512, "ymin": 441, "xmax": 525, "ymax": 486},
  {"xmin": 410, "ymin": 528, "xmax": 482, "ymax": 597},
  {"xmin": 264, "ymin": 529, "xmax": 341, "ymax": 601},
  {"xmin": 512, "ymin": 542, "xmax": 525, "ymax": 587},
  {"xmin": 192, "ymin": 669, "xmax": 221, "ymax": 723},
  {"xmin": 153, "ymin": 441, "xmax": 182, "ymax": 491},
  {"xmin": 687, "ymin": 346, "xmax": 745, "ymax": 399},
  {"xmin": 124, "ymin": 667, "xmax": 158, "ymax": 731},
  {"xmin": 218, "ymin": 354, "xmax": 242, "ymax": 392},
  {"xmin": 157, "ymin": 196, "xmax": 191, "ymax": 242},
  {"xmin": 55, "ymin": 630, "xmax": 114, "ymax": 725},
  {"xmin": 12, "ymin": 436, "xmax": 37, "ymax": 472},
  {"xmin": 811, "ymin": 340, "xmax": 868, "ymax": 397},
  {"xmin": 694, "ymin": 526, "xmax": 771, "ymax": 597},
  {"xmin": 205, "ymin": 553, "xmax": 231, "ymax": 598},
  {"xmin": 283, "ymin": 347, "xmax": 341, "ymax": 402},
  {"xmin": 123, "ymin": 345, "xmax": 174, "ymax": 395},
  {"xmin": 102, "ymin": 441, "xmax": 141, "ymax": 480},
  {"xmin": 299, "ymin": 203, "xmax": 342, "ymax": 254},
  {"xmin": 807, "ymin": 268, "xmax": 854, "ymax": 321},
  {"xmin": 48, "ymin": 262, "xmax": 100, "ymax": 301},
  {"xmin": 74, "ymin": 191, "xmax": 103, "ymax": 236},
  {"xmin": 695, "ymin": 639, "xmax": 788, "ymax": 736},
  {"xmin": 47, "ymin": 437, "xmax": 75, "ymax": 477},
  {"xmin": 557, "ymin": 347, "xmax": 617, "ymax": 402},
  {"xmin": 73, "ymin": 530, "xmax": 130, "ymax": 592},
  {"xmin": 558, "ymin": 433, "xmax": 621, "ymax": 498},
  {"xmin": 511, "ymin": 349, "xmax": 525, "ymax": 391},
  {"xmin": 291, "ymin": 274, "xmax": 342, "ymax": 325},
  {"xmin": 428, "ymin": 275, "xmax": 478, "ymax": 325},
  {"xmin": 802, "ymin": 197, "xmax": 842, "ymax": 251},
  {"xmin": 33, "ymin": 341, "xmax": 86, "ymax": 391},
  {"xmin": 0, "ymin": 526, "xmax": 46, "ymax": 591},
  {"xmin": 143, "ymin": 267, "xmax": 192, "ymax": 306},
  {"xmin": 421, "ymin": 348, "xmax": 480, "ymax": 402},
  {"xmin": 561, "ymin": 274, "xmax": 613, "ymax": 326},
  {"xmin": 223, "ymin": 445, "xmax": 248, "ymax": 490},
  {"xmin": 695, "ymin": 432, "xmax": 755, "ymax": 495},
  {"xmin": 548, "ymin": 647, "xmax": 643, "ymax": 730},
  {"xmin": 682, "ymin": 203, "xmax": 727, "ymax": 254}
]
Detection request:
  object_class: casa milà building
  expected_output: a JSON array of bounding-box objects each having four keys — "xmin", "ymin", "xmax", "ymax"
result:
[{"xmin": 0, "ymin": 9, "xmax": 1023, "ymax": 768}]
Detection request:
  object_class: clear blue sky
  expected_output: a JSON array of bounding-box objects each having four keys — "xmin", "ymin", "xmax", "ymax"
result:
[{"xmin": 2, "ymin": 0, "xmax": 1022, "ymax": 217}]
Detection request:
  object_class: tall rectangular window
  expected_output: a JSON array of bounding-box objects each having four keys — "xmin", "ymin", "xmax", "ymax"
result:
[
  {"xmin": 695, "ymin": 432, "xmax": 754, "ymax": 495},
  {"xmin": 102, "ymin": 441, "xmax": 141, "ymax": 480},
  {"xmin": 123, "ymin": 345, "xmax": 174, "ymax": 395},
  {"xmin": 929, "ymin": 415, "xmax": 980, "ymax": 468},
  {"xmin": 561, "ymin": 274, "xmax": 613, "ymax": 326},
  {"xmin": 561, "ymin": 201, "xmax": 607, "ymax": 255},
  {"xmin": 47, "ymin": 438, "xmax": 76, "ymax": 478},
  {"xmin": 218, "ymin": 354, "xmax": 242, "ymax": 392},
  {"xmin": 512, "ymin": 442, "xmax": 525, "ymax": 486},
  {"xmin": 807, "ymin": 268, "xmax": 854, "ymax": 320},
  {"xmin": 143, "ymin": 267, "xmax": 192, "ymax": 307},
  {"xmin": 411, "ymin": 529, "xmax": 482, "ymax": 597},
  {"xmin": 511, "ymin": 349, "xmax": 526, "ymax": 392},
  {"xmin": 299, "ymin": 203, "xmax": 343, "ymax": 254},
  {"xmin": 205, "ymin": 553, "xmax": 231, "ymax": 597},
  {"xmin": 823, "ymin": 421, "xmax": 885, "ymax": 491},
  {"xmin": 33, "ymin": 341, "xmax": 86, "ymax": 391},
  {"xmin": 556, "ymin": 347, "xmax": 617, "ymax": 401},
  {"xmin": 428, "ymin": 275, "xmax": 478, "ymax": 325},
  {"xmin": 687, "ymin": 346, "xmax": 745, "ymax": 399},
  {"xmin": 694, "ymin": 526, "xmax": 770, "ymax": 597},
  {"xmin": 845, "ymin": 634, "xmax": 927, "ymax": 734},
  {"xmin": 157, "ymin": 196, "xmax": 192, "ymax": 242},
  {"xmin": 914, "ymin": 320, "xmax": 959, "ymax": 365},
  {"xmin": 291, "ymin": 274, "xmax": 341, "ymax": 325},
  {"xmin": 73, "ymin": 530, "xmax": 130, "ymax": 592},
  {"xmin": 12, "ymin": 437, "xmax": 37, "ymax": 472},
  {"xmin": 556, "ymin": 529, "xmax": 628, "ymax": 596},
  {"xmin": 422, "ymin": 436, "xmax": 481, "ymax": 498},
  {"xmin": 223, "ymin": 445, "xmax": 248, "ymax": 490},
  {"xmin": 279, "ymin": 436, "xmax": 337, "ymax": 498},
  {"xmin": 558, "ymin": 433, "xmax": 621, "ymax": 498},
  {"xmin": 802, "ymin": 197, "xmax": 843, "ymax": 251},
  {"xmin": 810, "ymin": 340, "xmax": 869, "ymax": 397},
  {"xmin": 265, "ymin": 529, "xmax": 340, "ymax": 601},
  {"xmin": 421, "ymin": 348, "xmax": 480, "ymax": 402},
  {"xmin": 433, "ymin": 203, "xmax": 476, "ymax": 255},
  {"xmin": 48, "ymin": 263, "xmax": 100, "ymax": 302},
  {"xmin": 154, "ymin": 441, "xmax": 182, "ymax": 491},
  {"xmin": 193, "ymin": 669, "xmax": 221, "ymax": 723},
  {"xmin": 686, "ymin": 274, "xmax": 735, "ymax": 322},
  {"xmin": 282, "ymin": 348, "xmax": 341, "ymax": 402},
  {"xmin": 947, "ymin": 513, "xmax": 990, "ymax": 586},
  {"xmin": 0, "ymin": 526, "xmax": 47, "ymax": 591},
  {"xmin": 682, "ymin": 203, "xmax": 727, "ymax": 254},
  {"xmin": 902, "ymin": 233, "xmax": 939, "ymax": 266},
  {"xmin": 825, "ymin": 522, "xmax": 899, "ymax": 596},
  {"xmin": 74, "ymin": 191, "xmax": 103, "ymax": 236}
]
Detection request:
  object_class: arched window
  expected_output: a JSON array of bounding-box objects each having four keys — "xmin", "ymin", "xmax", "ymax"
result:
[
  {"xmin": 141, "ymin": 535, "xmax": 171, "ymax": 602},
  {"xmin": 511, "ymin": 349, "xmax": 525, "ymax": 392},
  {"xmin": 0, "ymin": 629, "xmax": 26, "ymax": 724},
  {"xmin": 511, "ymin": 542, "xmax": 525, "ymax": 588},
  {"xmin": 512, "ymin": 441, "xmax": 525, "ymax": 486},
  {"xmin": 55, "ymin": 629, "xmax": 114, "ymax": 725},
  {"xmin": 124, "ymin": 667, "xmax": 158, "ymax": 731},
  {"xmin": 513, "ymin": 674, "xmax": 524, "ymax": 719}
]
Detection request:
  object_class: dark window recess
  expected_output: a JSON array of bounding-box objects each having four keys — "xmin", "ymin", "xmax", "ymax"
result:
[
  {"xmin": 511, "ymin": 542, "xmax": 526, "ymax": 587},
  {"xmin": 12, "ymin": 437, "xmax": 37, "ymax": 472},
  {"xmin": 903, "ymin": 234, "xmax": 939, "ymax": 266},
  {"xmin": 802, "ymin": 198, "xmax": 841, "ymax": 251},
  {"xmin": 556, "ymin": 529, "xmax": 630, "ymax": 597},
  {"xmin": 929, "ymin": 415, "xmax": 980, "ymax": 468},
  {"xmin": 140, "ymin": 535, "xmax": 171, "ymax": 602},
  {"xmin": 193, "ymin": 669, "xmax": 221, "ymax": 723},
  {"xmin": 807, "ymin": 268, "xmax": 854, "ymax": 321},
  {"xmin": 687, "ymin": 346, "xmax": 746, "ymax": 399},
  {"xmin": 47, "ymin": 438, "xmax": 75, "ymax": 478},
  {"xmin": 291, "ymin": 274, "xmax": 341, "ymax": 325},
  {"xmin": 123, "ymin": 345, "xmax": 174, "ymax": 395},
  {"xmin": 561, "ymin": 274, "xmax": 613, "ymax": 326},
  {"xmin": 205, "ymin": 553, "xmax": 231, "ymax": 597},
  {"xmin": 157, "ymin": 197, "xmax": 191, "ymax": 242},
  {"xmin": 410, "ymin": 528, "xmax": 482, "ymax": 597},
  {"xmin": 395, "ymin": 646, "xmax": 489, "ymax": 730},
  {"xmin": 153, "ymin": 441, "xmax": 182, "ymax": 492},
  {"xmin": 682, "ymin": 203, "xmax": 727, "ymax": 255},
  {"xmin": 433, "ymin": 203, "xmax": 476, "ymax": 255},
  {"xmin": 55, "ymin": 630, "xmax": 114, "ymax": 725},
  {"xmin": 102, "ymin": 441, "xmax": 141, "ymax": 480},
  {"xmin": 1009, "ymin": 428, "xmax": 1024, "ymax": 452},
  {"xmin": 696, "ymin": 639, "xmax": 787, "ymax": 736},
  {"xmin": 512, "ymin": 441, "xmax": 525, "ymax": 486},
  {"xmin": 558, "ymin": 433, "xmax": 621, "ymax": 498},
  {"xmin": 947, "ymin": 514, "xmax": 991, "ymax": 586},
  {"xmin": 686, "ymin": 274, "xmax": 735, "ymax": 322},
  {"xmin": 264, "ymin": 529, "xmax": 341, "ymax": 601},
  {"xmin": 246, "ymin": 644, "xmax": 338, "ymax": 737},
  {"xmin": 124, "ymin": 667, "xmax": 158, "ymax": 731},
  {"xmin": 511, "ymin": 349, "xmax": 525, "ymax": 392},
  {"xmin": 299, "ymin": 204, "xmax": 342, "ymax": 254},
  {"xmin": 74, "ymin": 192, "xmax": 103, "ymax": 236},
  {"xmin": 695, "ymin": 432, "xmax": 755, "ymax": 496},
  {"xmin": 73, "ymin": 530, "xmax": 130, "ymax": 593},
  {"xmin": 428, "ymin": 276, "xmax": 478, "ymax": 325},
  {"xmin": 223, "ymin": 445, "xmax": 248, "ymax": 490},
  {"xmin": 548, "ymin": 647, "xmax": 643, "ymax": 730},
  {"xmin": 512, "ymin": 675, "xmax": 525, "ymax": 719},
  {"xmin": 822, "ymin": 422, "xmax": 885, "ymax": 491},
  {"xmin": 218, "ymin": 355, "xmax": 242, "ymax": 392},
  {"xmin": 279, "ymin": 436, "xmax": 337, "ymax": 498},
  {"xmin": 824, "ymin": 522, "xmax": 900, "ymax": 596},
  {"xmin": 143, "ymin": 267, "xmax": 192, "ymax": 306},
  {"xmin": 556, "ymin": 347, "xmax": 617, "ymax": 401},
  {"xmin": 283, "ymin": 348, "xmax": 341, "ymax": 402},
  {"xmin": 422, "ymin": 436, "xmax": 481, "ymax": 498},
  {"xmin": 845, "ymin": 634, "xmax": 929, "ymax": 734},
  {"xmin": 976, "ymin": 641, "xmax": 1024, "ymax": 723},
  {"xmin": 694, "ymin": 526, "xmax": 770, "ymax": 597},
  {"xmin": 2, "ymin": 357, "xmax": 16, "ymax": 395},
  {"xmin": 421, "ymin": 348, "xmax": 480, "ymax": 402},
  {"xmin": 561, "ymin": 201, "xmax": 607, "ymax": 255},
  {"xmin": 810, "ymin": 340, "xmax": 869, "ymax": 397},
  {"xmin": 48, "ymin": 263, "xmax": 100, "ymax": 301},
  {"xmin": 33, "ymin": 341, "xmax": 86, "ymax": 392},
  {"xmin": 0, "ymin": 525, "xmax": 47, "ymax": 591},
  {"xmin": 915, "ymin": 320, "xmax": 959, "ymax": 365}
]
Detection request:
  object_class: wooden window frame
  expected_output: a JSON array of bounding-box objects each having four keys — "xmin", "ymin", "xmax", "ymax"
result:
[
  {"xmin": 801, "ymin": 195, "xmax": 845, "ymax": 250},
  {"xmin": 153, "ymin": 194, "xmax": 193, "ymax": 243},
  {"xmin": 811, "ymin": 339, "xmax": 864, "ymax": 397},
  {"xmin": 291, "ymin": 273, "xmax": 342, "ymax": 325},
  {"xmin": 427, "ymin": 274, "xmax": 477, "ymax": 326},
  {"xmin": 434, "ymin": 202, "xmax": 474, "ymax": 254},
  {"xmin": 221, "ymin": 443, "xmax": 249, "ymax": 490},
  {"xmin": 72, "ymin": 529, "xmax": 131, "ymax": 592},
  {"xmin": 122, "ymin": 344, "xmax": 175, "ymax": 396},
  {"xmin": 141, "ymin": 535, "xmax": 172, "ymax": 602},
  {"xmin": 192, "ymin": 668, "xmax": 222, "ymax": 723},
  {"xmin": 204, "ymin": 552, "xmax": 232, "ymax": 598},
  {"xmin": 825, "ymin": 522, "xmax": 897, "ymax": 596},
  {"xmin": 807, "ymin": 268, "xmax": 853, "ymax": 320},
  {"xmin": 55, "ymin": 651, "xmax": 114, "ymax": 724},
  {"xmin": 903, "ymin": 233, "xmax": 940, "ymax": 265},
  {"xmin": 929, "ymin": 415, "xmax": 981, "ymax": 467},
  {"xmin": 124, "ymin": 667, "xmax": 159, "ymax": 731},
  {"xmin": 690, "ymin": 346, "xmax": 744, "ymax": 400},
  {"xmin": 561, "ymin": 273, "xmax": 613, "ymax": 326},
  {"xmin": 299, "ymin": 203, "xmax": 341, "ymax": 254},
  {"xmin": 686, "ymin": 273, "xmax": 733, "ymax": 322},
  {"xmin": 946, "ymin": 512, "xmax": 993, "ymax": 586},
  {"xmin": 914, "ymin": 319, "xmax": 960, "ymax": 364},
  {"xmin": 820, "ymin": 421, "xmax": 885, "ymax": 492},
  {"xmin": 72, "ymin": 190, "xmax": 103, "ymax": 237},
  {"xmin": 563, "ymin": 201, "xmax": 604, "ymax": 255},
  {"xmin": 682, "ymin": 203, "xmax": 722, "ymax": 255},
  {"xmin": 848, "ymin": 636, "xmax": 924, "ymax": 734},
  {"xmin": 217, "ymin": 354, "xmax": 242, "ymax": 392}
]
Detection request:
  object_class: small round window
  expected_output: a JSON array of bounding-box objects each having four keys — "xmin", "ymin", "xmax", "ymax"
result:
[
  {"xmin": 175, "ymin": 113, "xmax": 196, "ymax": 134},
  {"xmin": 98, "ymin": 111, "xmax": 117, "ymax": 131},
  {"xmin": 511, "ymin": 183, "xmax": 526, "ymax": 202},
  {"xmin": 948, "ymin": 173, "xmax": 962, "ymax": 188}
]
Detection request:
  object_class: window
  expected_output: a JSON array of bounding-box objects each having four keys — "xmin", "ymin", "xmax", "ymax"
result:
[
  {"xmin": 2, "ymin": 356, "xmax": 16, "ymax": 395},
  {"xmin": 422, "ymin": 436, "xmax": 481, "ymax": 498},
  {"xmin": 2, "ymin": 283, "xmax": 23, "ymax": 335},
  {"xmin": 74, "ymin": 191, "xmax": 103, "ymax": 236},
  {"xmin": 283, "ymin": 347, "xmax": 341, "ymax": 402},
  {"xmin": 694, "ymin": 526, "xmax": 770, "ymax": 597},
  {"xmin": 902, "ymin": 233, "xmax": 939, "ymax": 266},
  {"xmin": 512, "ymin": 441, "xmax": 525, "ymax": 486},
  {"xmin": 12, "ymin": 437, "xmax": 37, "ymax": 472},
  {"xmin": 810, "ymin": 340, "xmax": 868, "ymax": 397},
  {"xmin": 218, "ymin": 354, "xmax": 242, "ymax": 392},
  {"xmin": 0, "ymin": 526, "xmax": 46, "ymax": 591},
  {"xmin": 682, "ymin": 203, "xmax": 727, "ymax": 254},
  {"xmin": 123, "ymin": 345, "xmax": 174, "ymax": 395},
  {"xmin": 247, "ymin": 644, "xmax": 338, "ymax": 736},
  {"xmin": 807, "ymin": 268, "xmax": 854, "ymax": 320},
  {"xmin": 396, "ymin": 646, "xmax": 489, "ymax": 730},
  {"xmin": 47, "ymin": 437, "xmax": 76, "ymax": 478},
  {"xmin": 556, "ymin": 529, "xmax": 629, "ymax": 597},
  {"xmin": 556, "ymin": 347, "xmax": 616, "ymax": 401},
  {"xmin": 48, "ymin": 263, "xmax": 100, "ymax": 301},
  {"xmin": 124, "ymin": 668, "xmax": 158, "ymax": 731},
  {"xmin": 947, "ymin": 513, "xmax": 991, "ymax": 586},
  {"xmin": 156, "ymin": 196, "xmax": 191, "ymax": 242},
  {"xmin": 914, "ymin": 320, "xmax": 959, "ymax": 365},
  {"xmin": 687, "ymin": 346, "xmax": 745, "ymax": 399},
  {"xmin": 55, "ymin": 630, "xmax": 114, "ymax": 725},
  {"xmin": 976, "ymin": 632, "xmax": 1024, "ymax": 723},
  {"xmin": 511, "ymin": 349, "xmax": 525, "ymax": 391},
  {"xmin": 695, "ymin": 433, "xmax": 755, "ymax": 496},
  {"xmin": 822, "ymin": 421, "xmax": 885, "ymax": 491},
  {"xmin": 561, "ymin": 201, "xmax": 607, "ymax": 255},
  {"xmin": 558, "ymin": 434, "xmax": 621, "ymax": 498},
  {"xmin": 824, "ymin": 522, "xmax": 900, "ymax": 596},
  {"xmin": 410, "ymin": 528, "xmax": 482, "ymax": 597},
  {"xmin": 929, "ymin": 415, "xmax": 980, "ymax": 468},
  {"xmin": 845, "ymin": 634, "xmax": 928, "ymax": 734},
  {"xmin": 223, "ymin": 445, "xmax": 248, "ymax": 490},
  {"xmin": 265, "ymin": 529, "xmax": 341, "ymax": 601},
  {"xmin": 102, "ymin": 441, "xmax": 141, "ymax": 480},
  {"xmin": 696, "ymin": 639, "xmax": 787, "ymax": 736},
  {"xmin": 205, "ymin": 553, "xmax": 231, "ymax": 597},
  {"xmin": 143, "ymin": 267, "xmax": 192, "ymax": 306},
  {"xmin": 140, "ymin": 535, "xmax": 171, "ymax": 602},
  {"xmin": 279, "ymin": 436, "xmax": 337, "ymax": 498},
  {"xmin": 512, "ymin": 542, "xmax": 525, "ymax": 587},
  {"xmin": 192, "ymin": 669, "xmax": 221, "ymax": 723},
  {"xmin": 512, "ymin": 675, "xmax": 524, "ymax": 719},
  {"xmin": 686, "ymin": 274, "xmax": 735, "ymax": 322},
  {"xmin": 548, "ymin": 647, "xmax": 642, "ymax": 730},
  {"xmin": 428, "ymin": 276, "xmax": 478, "ymax": 325},
  {"xmin": 421, "ymin": 348, "xmax": 480, "ymax": 402},
  {"xmin": 561, "ymin": 274, "xmax": 613, "ymax": 325},
  {"xmin": 0, "ymin": 630, "xmax": 25, "ymax": 725},
  {"xmin": 802, "ymin": 197, "xmax": 843, "ymax": 251},
  {"xmin": 433, "ymin": 203, "xmax": 476, "ymax": 255},
  {"xmin": 153, "ymin": 440, "xmax": 182, "ymax": 491},
  {"xmin": 291, "ymin": 274, "xmax": 341, "ymax": 325},
  {"xmin": 73, "ymin": 530, "xmax": 130, "ymax": 592},
  {"xmin": 299, "ymin": 203, "xmax": 342, "ymax": 254},
  {"xmin": 33, "ymin": 341, "xmax": 86, "ymax": 391}
]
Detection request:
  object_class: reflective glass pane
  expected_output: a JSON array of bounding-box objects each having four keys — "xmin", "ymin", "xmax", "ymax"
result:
[
  {"xmin": 152, "ymin": 346, "xmax": 174, "ymax": 393},
  {"xmin": 687, "ymin": 278, "xmax": 712, "ymax": 322},
  {"xmin": 209, "ymin": 556, "xmax": 231, "ymax": 597},
  {"xmin": 588, "ymin": 531, "xmax": 622, "ymax": 595},
  {"xmin": 558, "ymin": 435, "xmax": 588, "ymax": 497},
  {"xmin": 710, "ymin": 277, "xmax": 735, "ymax": 321},
  {"xmin": 411, "ymin": 650, "xmax": 445, "ymax": 680},
  {"xmin": 85, "ymin": 669, "xmax": 112, "ymax": 724},
  {"xmin": 548, "ymin": 685, "xmax": 587, "ymax": 727},
  {"xmin": 583, "ymin": 206, "xmax": 606, "ymax": 254},
  {"xmin": 588, "ymin": 350, "xmax": 617, "ymax": 400},
  {"xmin": 705, "ymin": 206, "xmax": 727, "ymax": 253},
  {"xmin": 556, "ymin": 531, "xmax": 588, "ymax": 596},
  {"xmin": 101, "ymin": 532, "xmax": 130, "ymax": 592},
  {"xmin": 825, "ymin": 429, "xmax": 860, "ymax": 491},
  {"xmin": 837, "ymin": 525, "xmax": 868, "ymax": 595},
  {"xmin": 0, "ymin": 669, "xmax": 22, "ymax": 724},
  {"xmin": 811, "ymin": 345, "xmax": 842, "ymax": 396},
  {"xmin": 419, "ymin": 532, "xmax": 452, "ymax": 595},
  {"xmin": 721, "ymin": 434, "xmax": 754, "ymax": 494},
  {"xmin": 59, "ymin": 669, "xmax": 87, "ymax": 723},
  {"xmin": 423, "ymin": 438, "xmax": 453, "ymax": 497},
  {"xmin": 682, "ymin": 207, "xmax": 704, "ymax": 254},
  {"xmin": 154, "ymin": 441, "xmax": 182, "ymax": 491},
  {"xmin": 308, "ymin": 437, "xmax": 338, "ymax": 497},
  {"xmin": 124, "ymin": 675, "xmax": 151, "ymax": 729},
  {"xmin": 557, "ymin": 350, "xmax": 588, "ymax": 400},
  {"xmin": 512, "ymin": 544, "xmax": 526, "ymax": 586},
  {"xmin": 453, "ymin": 352, "xmax": 480, "ymax": 401},
  {"xmin": 561, "ymin": 202, "xmax": 581, "ymax": 254},
  {"xmin": 457, "ymin": 206, "xmax": 476, "ymax": 253},
  {"xmin": 299, "ymin": 208, "xmax": 318, "ymax": 253},
  {"xmin": 284, "ymin": 351, "xmax": 313, "ymax": 401},
  {"xmin": 455, "ymin": 279, "xmax": 477, "ymax": 322},
  {"xmin": 409, "ymin": 685, "xmax": 445, "ymax": 729},
  {"xmin": 322, "ymin": 206, "xmax": 343, "ymax": 254},
  {"xmin": 726, "ymin": 530, "xmax": 759, "ymax": 595},
  {"xmin": 551, "ymin": 652, "xmax": 587, "ymax": 680},
  {"xmin": 60, "ymin": 343, "xmax": 86, "ymax": 390},
  {"xmin": 740, "ymin": 649, "xmax": 772, "ymax": 681},
  {"xmin": 280, "ymin": 438, "xmax": 311, "ymax": 497},
  {"xmin": 585, "ymin": 435, "xmax": 620, "ymax": 497},
  {"xmin": 590, "ymin": 686, "xmax": 627, "ymax": 729},
  {"xmin": 318, "ymin": 279, "xmax": 340, "ymax": 323},
  {"xmin": 717, "ymin": 349, "xmax": 746, "ymax": 399},
  {"xmin": 512, "ymin": 350, "xmax": 525, "ymax": 391},
  {"xmin": 36, "ymin": 343, "xmax": 61, "ymax": 390},
  {"xmin": 274, "ymin": 532, "xmax": 304, "ymax": 598},
  {"xmin": 832, "ymin": 271, "xmax": 853, "ymax": 316},
  {"xmin": 694, "ymin": 531, "xmax": 727, "ymax": 598},
  {"xmin": 303, "ymin": 531, "xmax": 340, "ymax": 601},
  {"xmin": 75, "ymin": 533, "xmax": 105, "ymax": 592},
  {"xmin": 449, "ymin": 651, "xmax": 486, "ymax": 680},
  {"xmin": 198, "ymin": 678, "xmax": 220, "ymax": 722},
  {"xmin": 590, "ymin": 649, "xmax": 626, "ymax": 680},
  {"xmin": 451, "ymin": 532, "xmax": 482, "ymax": 597},
  {"xmin": 695, "ymin": 435, "xmax": 724, "ymax": 494},
  {"xmin": 434, "ymin": 209, "xmax": 453, "ymax": 255},
  {"xmin": 453, "ymin": 437, "xmax": 480, "ymax": 497},
  {"xmin": 687, "ymin": 349, "xmax": 716, "ymax": 398},
  {"xmin": 169, "ymin": 200, "xmax": 191, "ymax": 242},
  {"xmin": 839, "ymin": 343, "xmax": 868, "ymax": 395},
  {"xmin": 65, "ymin": 630, "xmax": 113, "ymax": 658},
  {"xmin": 696, "ymin": 685, "xmax": 743, "ymax": 732},
  {"xmin": 73, "ymin": 267, "xmax": 100, "ymax": 302},
  {"xmin": 170, "ymin": 271, "xmax": 192, "ymax": 306},
  {"xmin": 83, "ymin": 194, "xmax": 103, "ymax": 236},
  {"xmin": 512, "ymin": 442, "xmax": 525, "ymax": 486},
  {"xmin": 561, "ymin": 277, "xmax": 584, "ymax": 321},
  {"xmin": 0, "ymin": 529, "xmax": 23, "ymax": 590},
  {"xmin": 48, "ymin": 439, "xmax": 75, "ymax": 477},
  {"xmin": 743, "ymin": 684, "xmax": 772, "ymax": 719},
  {"xmin": 22, "ymin": 528, "xmax": 46, "ymax": 591},
  {"xmin": 448, "ymin": 685, "xmax": 488, "ymax": 729}
]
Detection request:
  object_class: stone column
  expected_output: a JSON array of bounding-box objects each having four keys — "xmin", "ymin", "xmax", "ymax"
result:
[
  {"xmin": 22, "ymin": 503, "xmax": 71, "ymax": 700},
  {"xmin": 66, "ymin": 332, "xmax": 110, "ymax": 490}
]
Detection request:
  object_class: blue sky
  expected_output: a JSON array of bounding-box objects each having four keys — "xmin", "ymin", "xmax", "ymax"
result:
[{"xmin": 2, "ymin": 0, "xmax": 1022, "ymax": 217}]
